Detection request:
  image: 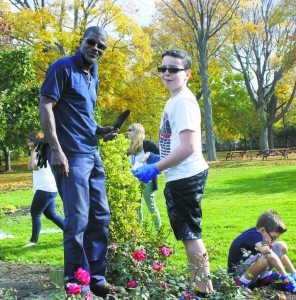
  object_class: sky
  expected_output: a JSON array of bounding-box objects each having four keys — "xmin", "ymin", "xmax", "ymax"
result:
[{"xmin": 119, "ymin": 0, "xmax": 156, "ymax": 26}]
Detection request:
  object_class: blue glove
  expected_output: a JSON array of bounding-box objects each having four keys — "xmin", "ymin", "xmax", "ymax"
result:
[
  {"xmin": 292, "ymin": 272, "xmax": 296, "ymax": 281},
  {"xmin": 147, "ymin": 153, "xmax": 161, "ymax": 164},
  {"xmin": 131, "ymin": 163, "xmax": 160, "ymax": 183},
  {"xmin": 280, "ymin": 275, "xmax": 296, "ymax": 293}
]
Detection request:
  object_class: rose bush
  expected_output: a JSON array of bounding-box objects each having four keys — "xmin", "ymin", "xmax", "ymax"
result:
[{"xmin": 106, "ymin": 238, "xmax": 190, "ymax": 300}]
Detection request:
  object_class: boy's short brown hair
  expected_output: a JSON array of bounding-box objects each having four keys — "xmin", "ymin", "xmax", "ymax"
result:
[
  {"xmin": 162, "ymin": 49, "xmax": 192, "ymax": 70},
  {"xmin": 256, "ymin": 210, "xmax": 286, "ymax": 234}
]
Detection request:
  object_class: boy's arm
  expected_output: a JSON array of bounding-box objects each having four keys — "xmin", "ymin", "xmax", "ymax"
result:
[
  {"xmin": 156, "ymin": 129, "xmax": 196, "ymax": 171},
  {"xmin": 255, "ymin": 242, "xmax": 288, "ymax": 276}
]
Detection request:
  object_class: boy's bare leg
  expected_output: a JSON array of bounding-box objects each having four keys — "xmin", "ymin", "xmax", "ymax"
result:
[
  {"xmin": 281, "ymin": 254, "xmax": 296, "ymax": 273},
  {"xmin": 244, "ymin": 256, "xmax": 270, "ymax": 280},
  {"xmin": 183, "ymin": 239, "xmax": 213, "ymax": 293}
]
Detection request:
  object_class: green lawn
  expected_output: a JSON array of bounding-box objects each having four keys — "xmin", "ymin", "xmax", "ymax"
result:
[
  {"xmin": 1, "ymin": 158, "xmax": 296, "ymax": 274},
  {"xmin": 144, "ymin": 159, "xmax": 296, "ymax": 271}
]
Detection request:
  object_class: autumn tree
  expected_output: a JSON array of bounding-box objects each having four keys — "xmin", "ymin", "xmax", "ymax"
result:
[
  {"xmin": 229, "ymin": 0, "xmax": 296, "ymax": 150},
  {"xmin": 2, "ymin": 0, "xmax": 164, "ymax": 141},
  {"xmin": 158, "ymin": 0, "xmax": 241, "ymax": 161}
]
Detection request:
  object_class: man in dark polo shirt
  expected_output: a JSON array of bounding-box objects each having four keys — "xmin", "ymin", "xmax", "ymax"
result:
[{"xmin": 39, "ymin": 26, "xmax": 124, "ymax": 298}]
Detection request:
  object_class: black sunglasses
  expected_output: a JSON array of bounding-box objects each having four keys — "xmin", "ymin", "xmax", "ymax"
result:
[
  {"xmin": 157, "ymin": 66, "xmax": 186, "ymax": 73},
  {"xmin": 83, "ymin": 38, "xmax": 107, "ymax": 51},
  {"xmin": 127, "ymin": 128, "xmax": 134, "ymax": 132},
  {"xmin": 265, "ymin": 230, "xmax": 278, "ymax": 242}
]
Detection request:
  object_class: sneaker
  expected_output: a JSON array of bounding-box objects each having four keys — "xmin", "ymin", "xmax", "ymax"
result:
[
  {"xmin": 235, "ymin": 280, "xmax": 252, "ymax": 293},
  {"xmin": 258, "ymin": 272, "xmax": 280, "ymax": 286},
  {"xmin": 81, "ymin": 290, "xmax": 104, "ymax": 300},
  {"xmin": 22, "ymin": 242, "xmax": 37, "ymax": 248},
  {"xmin": 90, "ymin": 282, "xmax": 126, "ymax": 298}
]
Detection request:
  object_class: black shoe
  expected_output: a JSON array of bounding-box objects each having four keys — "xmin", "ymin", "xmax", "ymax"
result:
[
  {"xmin": 81, "ymin": 290, "xmax": 104, "ymax": 300},
  {"xmin": 90, "ymin": 282, "xmax": 126, "ymax": 298}
]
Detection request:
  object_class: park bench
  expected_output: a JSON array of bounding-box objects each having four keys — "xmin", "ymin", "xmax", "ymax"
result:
[
  {"xmin": 225, "ymin": 150, "xmax": 248, "ymax": 160},
  {"xmin": 288, "ymin": 147, "xmax": 296, "ymax": 154},
  {"xmin": 0, "ymin": 157, "xmax": 5, "ymax": 172},
  {"xmin": 257, "ymin": 148, "xmax": 289, "ymax": 160}
]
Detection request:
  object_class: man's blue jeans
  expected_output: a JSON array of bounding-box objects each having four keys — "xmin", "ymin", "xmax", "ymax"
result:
[
  {"xmin": 30, "ymin": 190, "xmax": 64, "ymax": 243},
  {"xmin": 53, "ymin": 151, "xmax": 110, "ymax": 289}
]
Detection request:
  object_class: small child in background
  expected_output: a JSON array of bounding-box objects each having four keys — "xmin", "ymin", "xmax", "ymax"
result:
[
  {"xmin": 127, "ymin": 123, "xmax": 161, "ymax": 232},
  {"xmin": 228, "ymin": 210, "xmax": 296, "ymax": 293},
  {"xmin": 23, "ymin": 131, "xmax": 64, "ymax": 247}
]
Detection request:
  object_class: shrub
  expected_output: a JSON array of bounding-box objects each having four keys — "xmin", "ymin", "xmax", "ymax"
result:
[{"xmin": 99, "ymin": 134, "xmax": 142, "ymax": 242}]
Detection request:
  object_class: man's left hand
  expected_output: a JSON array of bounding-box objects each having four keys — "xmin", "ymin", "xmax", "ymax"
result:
[{"xmin": 131, "ymin": 163, "xmax": 160, "ymax": 183}]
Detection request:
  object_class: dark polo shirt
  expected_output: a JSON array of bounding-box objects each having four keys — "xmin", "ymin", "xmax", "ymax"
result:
[{"xmin": 40, "ymin": 50, "xmax": 99, "ymax": 154}]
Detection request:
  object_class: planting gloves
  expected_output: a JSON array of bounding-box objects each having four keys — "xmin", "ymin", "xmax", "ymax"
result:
[
  {"xmin": 132, "ymin": 163, "xmax": 160, "ymax": 183},
  {"xmin": 147, "ymin": 153, "xmax": 161, "ymax": 164},
  {"xmin": 280, "ymin": 275, "xmax": 296, "ymax": 293}
]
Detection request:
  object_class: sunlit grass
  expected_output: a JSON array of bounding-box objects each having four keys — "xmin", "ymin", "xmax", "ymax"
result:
[{"xmin": 1, "ymin": 158, "xmax": 296, "ymax": 275}]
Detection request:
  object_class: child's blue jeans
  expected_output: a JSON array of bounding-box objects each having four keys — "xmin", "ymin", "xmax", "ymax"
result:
[{"xmin": 30, "ymin": 190, "xmax": 64, "ymax": 243}]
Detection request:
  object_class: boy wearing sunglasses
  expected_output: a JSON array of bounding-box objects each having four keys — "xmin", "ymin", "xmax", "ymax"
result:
[
  {"xmin": 132, "ymin": 50, "xmax": 213, "ymax": 298},
  {"xmin": 228, "ymin": 210, "xmax": 296, "ymax": 293}
]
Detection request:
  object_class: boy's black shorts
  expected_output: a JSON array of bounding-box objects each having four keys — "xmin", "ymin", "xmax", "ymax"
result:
[{"xmin": 164, "ymin": 170, "xmax": 208, "ymax": 241}]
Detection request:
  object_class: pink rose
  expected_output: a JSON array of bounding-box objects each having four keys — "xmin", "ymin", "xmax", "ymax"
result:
[
  {"xmin": 67, "ymin": 283, "xmax": 82, "ymax": 294},
  {"xmin": 162, "ymin": 282, "xmax": 168, "ymax": 289},
  {"xmin": 111, "ymin": 242, "xmax": 117, "ymax": 250},
  {"xmin": 133, "ymin": 250, "xmax": 146, "ymax": 262},
  {"xmin": 127, "ymin": 280, "xmax": 138, "ymax": 288},
  {"xmin": 184, "ymin": 292, "xmax": 194, "ymax": 299},
  {"xmin": 161, "ymin": 246, "xmax": 172, "ymax": 257},
  {"xmin": 74, "ymin": 267, "xmax": 90, "ymax": 286},
  {"xmin": 153, "ymin": 261, "xmax": 164, "ymax": 272}
]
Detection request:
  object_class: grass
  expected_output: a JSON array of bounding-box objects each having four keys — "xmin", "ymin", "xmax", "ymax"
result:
[{"xmin": 1, "ymin": 157, "xmax": 296, "ymax": 275}]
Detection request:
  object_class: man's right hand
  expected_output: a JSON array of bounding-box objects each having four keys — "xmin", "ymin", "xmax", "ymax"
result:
[{"xmin": 51, "ymin": 149, "xmax": 69, "ymax": 177}]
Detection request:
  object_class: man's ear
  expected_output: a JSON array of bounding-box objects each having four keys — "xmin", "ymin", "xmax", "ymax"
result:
[{"xmin": 258, "ymin": 227, "xmax": 265, "ymax": 234}]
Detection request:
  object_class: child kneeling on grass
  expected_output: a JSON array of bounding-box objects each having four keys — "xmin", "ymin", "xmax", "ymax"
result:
[{"xmin": 228, "ymin": 210, "xmax": 296, "ymax": 293}]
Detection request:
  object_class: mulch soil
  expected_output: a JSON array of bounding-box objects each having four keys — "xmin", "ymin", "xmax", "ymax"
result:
[
  {"xmin": 0, "ymin": 261, "xmax": 59, "ymax": 299},
  {"xmin": 1, "ymin": 260, "xmax": 296, "ymax": 299}
]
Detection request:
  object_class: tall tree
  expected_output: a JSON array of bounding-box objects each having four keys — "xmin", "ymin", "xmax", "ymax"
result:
[
  {"xmin": 159, "ymin": 0, "xmax": 241, "ymax": 161},
  {"xmin": 229, "ymin": 0, "xmax": 296, "ymax": 150},
  {"xmin": 2, "ymin": 0, "xmax": 164, "ymax": 140}
]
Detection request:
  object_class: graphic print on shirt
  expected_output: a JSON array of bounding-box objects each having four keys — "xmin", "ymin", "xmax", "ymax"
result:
[{"xmin": 159, "ymin": 112, "xmax": 172, "ymax": 158}]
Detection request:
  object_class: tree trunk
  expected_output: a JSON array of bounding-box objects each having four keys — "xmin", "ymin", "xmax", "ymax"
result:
[
  {"xmin": 249, "ymin": 137, "xmax": 253, "ymax": 159},
  {"xmin": 199, "ymin": 47, "xmax": 217, "ymax": 161},
  {"xmin": 3, "ymin": 147, "xmax": 11, "ymax": 172},
  {"xmin": 259, "ymin": 126, "xmax": 269, "ymax": 150},
  {"xmin": 268, "ymin": 124, "xmax": 274, "ymax": 149}
]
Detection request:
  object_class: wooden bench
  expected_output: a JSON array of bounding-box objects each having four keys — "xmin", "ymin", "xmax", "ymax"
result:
[
  {"xmin": 0, "ymin": 158, "xmax": 5, "ymax": 172},
  {"xmin": 257, "ymin": 148, "xmax": 289, "ymax": 160},
  {"xmin": 225, "ymin": 150, "xmax": 248, "ymax": 160},
  {"xmin": 288, "ymin": 147, "xmax": 296, "ymax": 154}
]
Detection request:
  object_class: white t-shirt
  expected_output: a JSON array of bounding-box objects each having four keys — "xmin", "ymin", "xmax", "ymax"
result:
[
  {"xmin": 32, "ymin": 163, "xmax": 58, "ymax": 193},
  {"xmin": 159, "ymin": 87, "xmax": 208, "ymax": 182}
]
